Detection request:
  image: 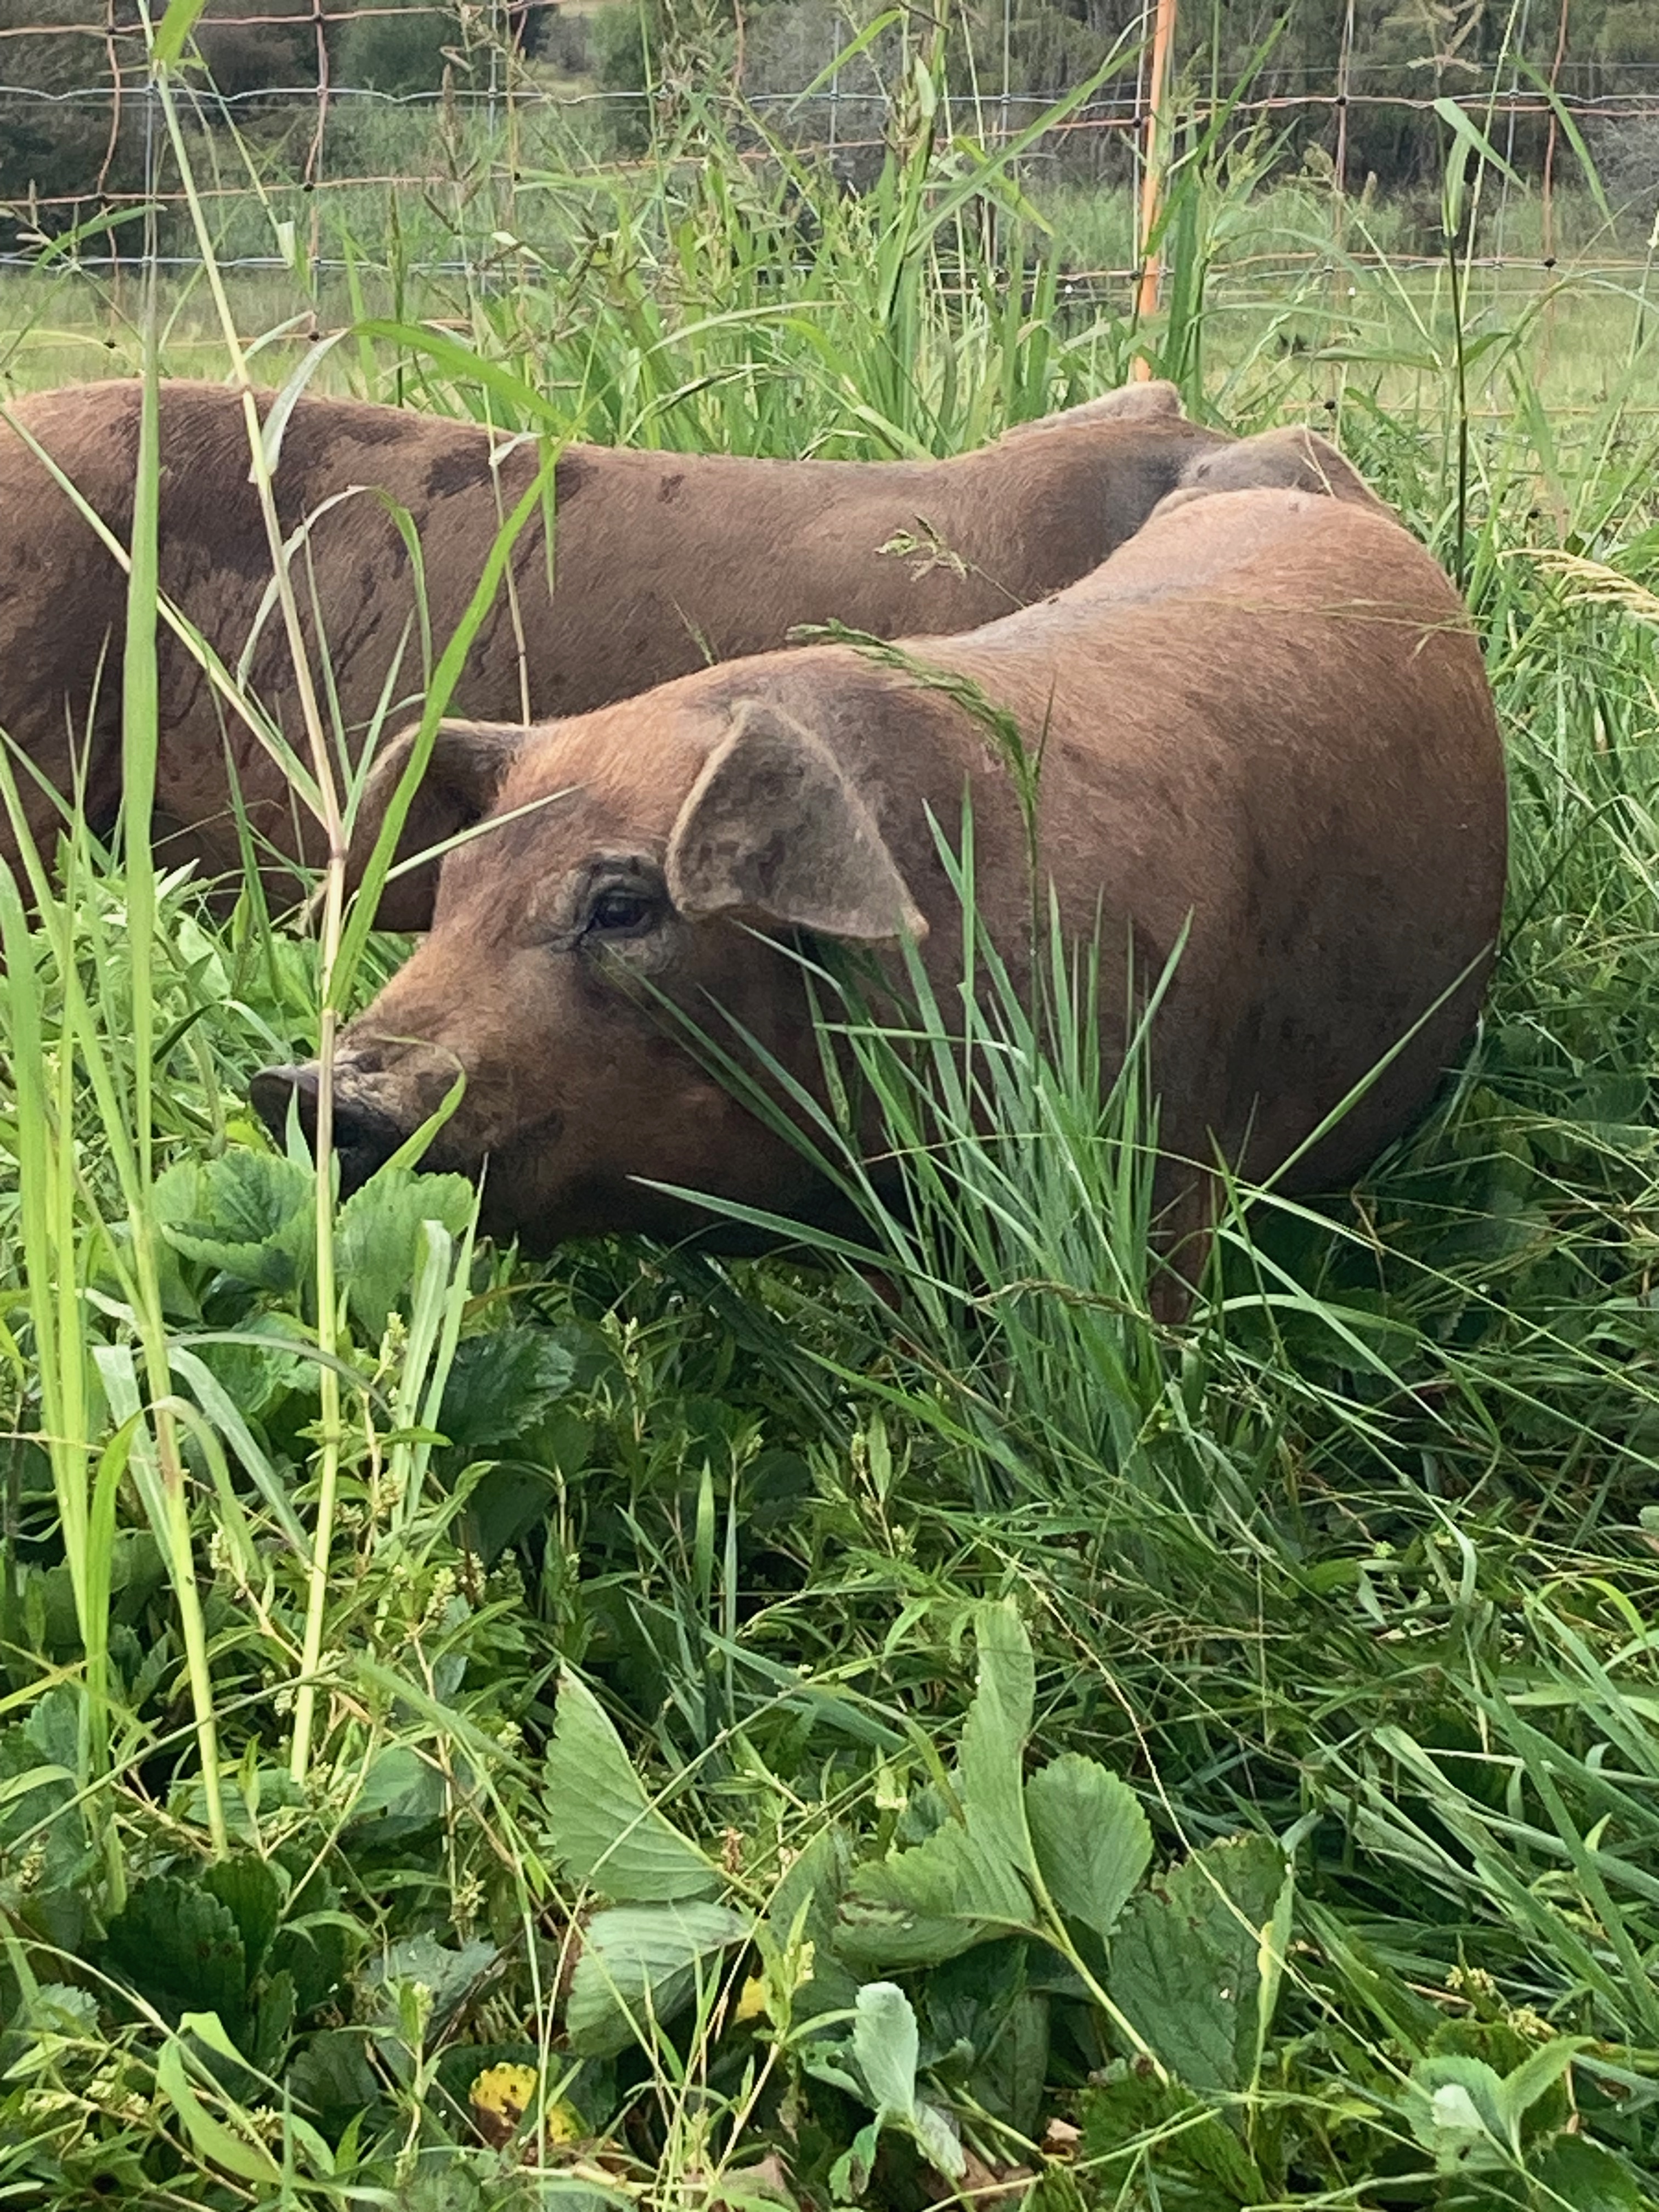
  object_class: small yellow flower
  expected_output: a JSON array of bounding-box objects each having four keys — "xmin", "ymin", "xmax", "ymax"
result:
[
  {"xmin": 469, "ymin": 2062, "xmax": 538, "ymax": 2148},
  {"xmin": 544, "ymin": 2098, "xmax": 584, "ymax": 2146}
]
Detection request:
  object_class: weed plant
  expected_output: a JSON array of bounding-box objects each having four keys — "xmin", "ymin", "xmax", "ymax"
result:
[{"xmin": 0, "ymin": 16, "xmax": 1657, "ymax": 2209}]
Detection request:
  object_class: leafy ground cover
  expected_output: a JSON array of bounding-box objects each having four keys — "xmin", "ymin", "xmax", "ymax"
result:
[{"xmin": 1, "ymin": 41, "xmax": 1659, "ymax": 2212}]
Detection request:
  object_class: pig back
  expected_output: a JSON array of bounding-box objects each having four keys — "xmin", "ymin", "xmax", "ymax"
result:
[{"xmin": 910, "ymin": 488, "xmax": 1507, "ymax": 1192}]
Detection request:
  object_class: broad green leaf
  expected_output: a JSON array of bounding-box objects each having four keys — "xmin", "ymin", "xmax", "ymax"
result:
[
  {"xmin": 1108, "ymin": 1836, "xmax": 1286, "ymax": 2095},
  {"xmin": 840, "ymin": 1815, "xmax": 1035, "ymax": 1967},
  {"xmin": 838, "ymin": 1605, "xmax": 1047, "ymax": 1969},
  {"xmin": 1492, "ymin": 2034, "xmax": 1589, "ymax": 2146},
  {"xmin": 335, "ymin": 1166, "xmax": 475, "ymax": 1337},
  {"xmin": 1403, "ymin": 2053, "xmax": 1511, "ymax": 2171},
  {"xmin": 768, "ymin": 1821, "xmax": 850, "ymax": 1946},
  {"xmin": 435, "ymin": 1326, "xmax": 576, "ymax": 1460},
  {"xmin": 200, "ymin": 1858, "xmax": 282, "ymax": 1984},
  {"xmin": 1532, "ymin": 2134, "xmax": 1647, "ymax": 2211},
  {"xmin": 981, "ymin": 1987, "xmax": 1050, "ymax": 2140},
  {"xmin": 286, "ymin": 2028, "xmax": 380, "ymax": 2132},
  {"xmin": 344, "ymin": 1743, "xmax": 447, "ymax": 1843},
  {"xmin": 20, "ymin": 1684, "xmax": 80, "ymax": 1774},
  {"xmin": 961, "ymin": 1598, "xmax": 1037, "ymax": 1877},
  {"xmin": 565, "ymin": 1903, "xmax": 751, "ymax": 2058},
  {"xmin": 155, "ymin": 2031, "xmax": 280, "ymax": 2186},
  {"xmin": 1025, "ymin": 1752, "xmax": 1152, "ymax": 1943},
  {"xmin": 267, "ymin": 1867, "xmax": 352, "ymax": 2018},
  {"xmin": 368, "ymin": 1933, "xmax": 499, "ymax": 2027},
  {"xmin": 910, "ymin": 2097, "xmax": 966, "ymax": 2186},
  {"xmin": 249, "ymin": 1970, "xmax": 296, "ymax": 2075},
  {"xmin": 0, "ymin": 1689, "xmax": 91, "ymax": 1899},
  {"xmin": 544, "ymin": 1670, "xmax": 720, "ymax": 1903},
  {"xmin": 460, "ymin": 1464, "xmax": 559, "ymax": 1568},
  {"xmin": 1406, "ymin": 2037, "xmax": 1589, "ymax": 2174},
  {"xmin": 842, "ymin": 1983, "xmax": 965, "ymax": 2187},
  {"xmin": 852, "ymin": 1979, "xmax": 920, "ymax": 2119},
  {"xmin": 1081, "ymin": 2060, "xmax": 1269, "ymax": 2201},
  {"xmin": 154, "ymin": 1152, "xmax": 315, "ymax": 1292},
  {"xmin": 829, "ymin": 2119, "xmax": 884, "ymax": 2204},
  {"xmin": 14, "ymin": 1983, "xmax": 99, "ymax": 2045},
  {"xmin": 102, "ymin": 1877, "xmax": 248, "ymax": 2035},
  {"xmin": 926, "ymin": 1955, "xmax": 1049, "ymax": 2140}
]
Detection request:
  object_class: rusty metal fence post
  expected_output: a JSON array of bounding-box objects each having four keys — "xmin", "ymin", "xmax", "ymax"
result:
[{"xmin": 1131, "ymin": 0, "xmax": 1177, "ymax": 378}]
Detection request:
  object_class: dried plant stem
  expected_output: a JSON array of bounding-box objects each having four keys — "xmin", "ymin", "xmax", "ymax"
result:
[{"xmin": 144, "ymin": 22, "xmax": 349, "ymax": 1788}]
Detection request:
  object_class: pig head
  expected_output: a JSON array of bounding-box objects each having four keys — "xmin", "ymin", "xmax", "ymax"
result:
[{"xmin": 251, "ymin": 696, "xmax": 942, "ymax": 1246}]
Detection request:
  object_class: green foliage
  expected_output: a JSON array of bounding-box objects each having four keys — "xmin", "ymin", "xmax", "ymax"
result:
[
  {"xmin": 335, "ymin": 1164, "xmax": 476, "ymax": 1335},
  {"xmin": 543, "ymin": 1666, "xmax": 723, "ymax": 1901},
  {"xmin": 154, "ymin": 1148, "xmax": 318, "ymax": 1293},
  {"xmin": 0, "ymin": 0, "xmax": 148, "ymax": 226},
  {"xmin": 1109, "ymin": 1837, "xmax": 1290, "ymax": 2096},
  {"xmin": 103, "ymin": 1875, "xmax": 249, "ymax": 2030},
  {"xmin": 825, "ymin": 1982, "xmax": 966, "ymax": 2194},
  {"xmin": 335, "ymin": 0, "xmax": 462, "ymax": 98},
  {"xmin": 1025, "ymin": 1755, "xmax": 1152, "ymax": 1942},
  {"xmin": 565, "ymin": 1900, "xmax": 752, "ymax": 2056},
  {"xmin": 1, "ymin": 31, "xmax": 1657, "ymax": 2208}
]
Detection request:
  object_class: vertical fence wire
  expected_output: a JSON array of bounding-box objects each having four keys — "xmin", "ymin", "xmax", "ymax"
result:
[
  {"xmin": 1541, "ymin": 0, "xmax": 1575, "ymax": 264},
  {"xmin": 1333, "ymin": 0, "xmax": 1355, "ymax": 211}
]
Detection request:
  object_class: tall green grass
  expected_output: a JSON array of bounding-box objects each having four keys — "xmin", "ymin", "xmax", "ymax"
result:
[{"xmin": 0, "ymin": 16, "xmax": 1657, "ymax": 2206}]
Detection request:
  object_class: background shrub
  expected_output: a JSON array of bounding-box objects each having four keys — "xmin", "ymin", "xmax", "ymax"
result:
[
  {"xmin": 0, "ymin": 0, "xmax": 148, "ymax": 229},
  {"xmin": 332, "ymin": 0, "xmax": 459, "ymax": 100},
  {"xmin": 193, "ymin": 0, "xmax": 321, "ymax": 104}
]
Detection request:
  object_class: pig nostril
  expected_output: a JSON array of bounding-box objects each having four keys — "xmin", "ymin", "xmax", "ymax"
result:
[
  {"xmin": 249, "ymin": 1065, "xmax": 405, "ymax": 1195},
  {"xmin": 250, "ymin": 1064, "xmax": 319, "ymax": 1146},
  {"xmin": 329, "ymin": 1099, "xmax": 403, "ymax": 1195}
]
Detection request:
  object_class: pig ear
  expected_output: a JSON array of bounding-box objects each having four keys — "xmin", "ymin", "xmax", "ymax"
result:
[
  {"xmin": 666, "ymin": 703, "xmax": 927, "ymax": 944},
  {"xmin": 345, "ymin": 717, "xmax": 524, "ymax": 932},
  {"xmin": 1163, "ymin": 426, "xmax": 1387, "ymax": 515},
  {"xmin": 1002, "ymin": 379, "xmax": 1184, "ymax": 438}
]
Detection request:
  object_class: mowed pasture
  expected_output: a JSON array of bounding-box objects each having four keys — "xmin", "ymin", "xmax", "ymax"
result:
[{"xmin": 1, "ymin": 72, "xmax": 1659, "ymax": 2212}]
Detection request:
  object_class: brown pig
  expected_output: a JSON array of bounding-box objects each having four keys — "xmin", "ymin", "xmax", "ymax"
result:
[
  {"xmin": 251, "ymin": 430, "xmax": 1506, "ymax": 1284},
  {"xmin": 0, "ymin": 373, "xmax": 1238, "ymax": 913}
]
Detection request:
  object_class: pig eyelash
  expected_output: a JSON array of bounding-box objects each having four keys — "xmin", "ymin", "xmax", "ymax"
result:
[{"xmin": 582, "ymin": 881, "xmax": 664, "ymax": 940}]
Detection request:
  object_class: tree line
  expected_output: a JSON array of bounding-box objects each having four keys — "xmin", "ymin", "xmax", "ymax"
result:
[{"xmin": 2, "ymin": 0, "xmax": 1654, "ymax": 231}]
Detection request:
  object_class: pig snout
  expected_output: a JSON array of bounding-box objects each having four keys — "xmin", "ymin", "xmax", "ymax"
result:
[
  {"xmin": 248, "ymin": 1063, "xmax": 318, "ymax": 1146},
  {"xmin": 249, "ymin": 1062, "xmax": 409, "ymax": 1195}
]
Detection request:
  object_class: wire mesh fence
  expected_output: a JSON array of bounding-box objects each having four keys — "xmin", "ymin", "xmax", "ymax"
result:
[{"xmin": 2, "ymin": 0, "xmax": 1657, "ymax": 391}]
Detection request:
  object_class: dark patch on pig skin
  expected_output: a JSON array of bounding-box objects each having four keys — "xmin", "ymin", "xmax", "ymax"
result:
[
  {"xmin": 554, "ymin": 449, "xmax": 591, "ymax": 505},
  {"xmin": 424, "ymin": 445, "xmax": 489, "ymax": 500}
]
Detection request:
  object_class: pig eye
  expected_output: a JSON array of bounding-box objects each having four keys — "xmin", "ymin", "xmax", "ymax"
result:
[{"xmin": 585, "ymin": 883, "xmax": 661, "ymax": 938}]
